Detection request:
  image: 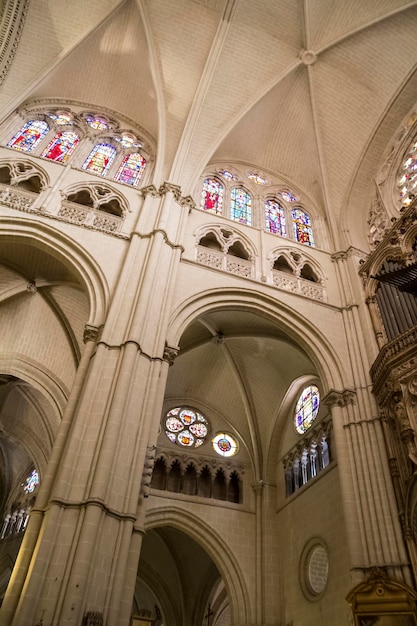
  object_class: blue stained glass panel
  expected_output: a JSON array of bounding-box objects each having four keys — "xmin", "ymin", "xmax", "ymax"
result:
[
  {"xmin": 265, "ymin": 198, "xmax": 286, "ymax": 236},
  {"xmin": 294, "ymin": 386, "xmax": 320, "ymax": 434},
  {"xmin": 8, "ymin": 120, "xmax": 49, "ymax": 153},
  {"xmin": 230, "ymin": 187, "xmax": 251, "ymax": 225},
  {"xmin": 82, "ymin": 143, "xmax": 116, "ymax": 176},
  {"xmin": 292, "ymin": 208, "xmax": 314, "ymax": 246}
]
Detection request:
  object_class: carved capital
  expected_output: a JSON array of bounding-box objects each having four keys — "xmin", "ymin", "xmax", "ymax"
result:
[
  {"xmin": 331, "ymin": 250, "xmax": 348, "ymax": 262},
  {"xmin": 159, "ymin": 182, "xmax": 181, "ymax": 200},
  {"xmin": 323, "ymin": 389, "xmax": 356, "ymax": 409},
  {"xmin": 179, "ymin": 194, "xmax": 196, "ymax": 211},
  {"xmin": 163, "ymin": 343, "xmax": 179, "ymax": 366},
  {"xmin": 83, "ymin": 324, "xmax": 103, "ymax": 344},
  {"xmin": 252, "ymin": 480, "xmax": 264, "ymax": 494},
  {"xmin": 141, "ymin": 184, "xmax": 159, "ymax": 198}
]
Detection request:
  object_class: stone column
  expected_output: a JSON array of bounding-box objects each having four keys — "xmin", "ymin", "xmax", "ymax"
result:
[
  {"xmin": 324, "ymin": 389, "xmax": 411, "ymax": 586},
  {"xmin": 1, "ymin": 185, "xmax": 189, "ymax": 626}
]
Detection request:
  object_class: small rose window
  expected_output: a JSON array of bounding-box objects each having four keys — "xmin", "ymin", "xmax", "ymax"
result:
[
  {"xmin": 212, "ymin": 432, "xmax": 239, "ymax": 457},
  {"xmin": 164, "ymin": 407, "xmax": 209, "ymax": 448}
]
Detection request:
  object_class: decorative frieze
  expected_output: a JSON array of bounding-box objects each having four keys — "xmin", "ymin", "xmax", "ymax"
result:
[
  {"xmin": 58, "ymin": 201, "xmax": 122, "ymax": 233},
  {"xmin": 0, "ymin": 183, "xmax": 36, "ymax": 212}
]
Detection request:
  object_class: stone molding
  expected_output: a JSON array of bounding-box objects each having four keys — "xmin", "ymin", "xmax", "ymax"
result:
[{"xmin": 0, "ymin": 0, "xmax": 30, "ymax": 86}]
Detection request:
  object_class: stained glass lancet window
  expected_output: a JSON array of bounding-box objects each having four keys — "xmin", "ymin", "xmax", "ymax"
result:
[
  {"xmin": 398, "ymin": 139, "xmax": 417, "ymax": 207},
  {"xmin": 230, "ymin": 187, "xmax": 252, "ymax": 225},
  {"xmin": 294, "ymin": 385, "xmax": 320, "ymax": 434},
  {"xmin": 164, "ymin": 407, "xmax": 209, "ymax": 448},
  {"xmin": 8, "ymin": 120, "xmax": 49, "ymax": 153},
  {"xmin": 41, "ymin": 131, "xmax": 79, "ymax": 163},
  {"xmin": 82, "ymin": 143, "xmax": 116, "ymax": 176},
  {"xmin": 292, "ymin": 209, "xmax": 314, "ymax": 246},
  {"xmin": 23, "ymin": 469, "xmax": 39, "ymax": 494},
  {"xmin": 114, "ymin": 153, "xmax": 146, "ymax": 186},
  {"xmin": 265, "ymin": 198, "xmax": 286, "ymax": 236},
  {"xmin": 201, "ymin": 177, "xmax": 224, "ymax": 214}
]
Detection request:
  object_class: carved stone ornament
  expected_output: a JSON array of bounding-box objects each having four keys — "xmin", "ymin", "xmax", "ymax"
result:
[
  {"xmin": 163, "ymin": 344, "xmax": 179, "ymax": 366},
  {"xmin": 323, "ymin": 389, "xmax": 356, "ymax": 409},
  {"xmin": 367, "ymin": 191, "xmax": 391, "ymax": 248},
  {"xmin": 83, "ymin": 324, "xmax": 103, "ymax": 344},
  {"xmin": 159, "ymin": 182, "xmax": 181, "ymax": 201}
]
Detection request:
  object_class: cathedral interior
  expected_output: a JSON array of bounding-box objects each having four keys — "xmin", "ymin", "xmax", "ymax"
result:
[{"xmin": 1, "ymin": 1, "xmax": 417, "ymax": 625}]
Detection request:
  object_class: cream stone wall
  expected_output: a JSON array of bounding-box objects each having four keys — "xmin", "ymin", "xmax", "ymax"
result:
[{"xmin": 277, "ymin": 466, "xmax": 351, "ymax": 626}]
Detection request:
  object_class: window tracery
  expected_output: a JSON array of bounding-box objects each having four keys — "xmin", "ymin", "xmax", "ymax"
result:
[
  {"xmin": 283, "ymin": 418, "xmax": 331, "ymax": 497},
  {"xmin": 151, "ymin": 453, "xmax": 242, "ymax": 503},
  {"xmin": 294, "ymin": 385, "xmax": 320, "ymax": 434},
  {"xmin": 8, "ymin": 120, "xmax": 49, "ymax": 153},
  {"xmin": 164, "ymin": 407, "xmax": 209, "ymax": 448},
  {"xmin": 41, "ymin": 131, "xmax": 79, "ymax": 163},
  {"xmin": 196, "ymin": 225, "xmax": 255, "ymax": 278},
  {"xmin": 3, "ymin": 105, "xmax": 152, "ymax": 189},
  {"xmin": 199, "ymin": 169, "xmax": 316, "ymax": 246}
]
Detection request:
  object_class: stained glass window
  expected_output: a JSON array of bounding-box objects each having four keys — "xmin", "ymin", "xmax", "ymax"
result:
[
  {"xmin": 219, "ymin": 169, "xmax": 237, "ymax": 181},
  {"xmin": 114, "ymin": 153, "xmax": 146, "ymax": 186},
  {"xmin": 41, "ymin": 131, "xmax": 79, "ymax": 163},
  {"xmin": 278, "ymin": 189, "xmax": 297, "ymax": 203},
  {"xmin": 247, "ymin": 171, "xmax": 268, "ymax": 185},
  {"xmin": 230, "ymin": 187, "xmax": 251, "ymax": 225},
  {"xmin": 82, "ymin": 143, "xmax": 116, "ymax": 176},
  {"xmin": 265, "ymin": 198, "xmax": 286, "ymax": 236},
  {"xmin": 114, "ymin": 134, "xmax": 142, "ymax": 149},
  {"xmin": 8, "ymin": 120, "xmax": 49, "ymax": 153},
  {"xmin": 84, "ymin": 114, "xmax": 110, "ymax": 130},
  {"xmin": 201, "ymin": 177, "xmax": 224, "ymax": 214},
  {"xmin": 23, "ymin": 469, "xmax": 39, "ymax": 494},
  {"xmin": 294, "ymin": 385, "xmax": 320, "ymax": 434},
  {"xmin": 212, "ymin": 433, "xmax": 239, "ymax": 457},
  {"xmin": 48, "ymin": 113, "xmax": 73, "ymax": 125},
  {"xmin": 292, "ymin": 209, "xmax": 314, "ymax": 246},
  {"xmin": 164, "ymin": 407, "xmax": 209, "ymax": 448},
  {"xmin": 398, "ymin": 140, "xmax": 417, "ymax": 207}
]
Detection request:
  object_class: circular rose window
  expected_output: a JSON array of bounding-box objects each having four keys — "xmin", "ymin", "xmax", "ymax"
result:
[
  {"xmin": 212, "ymin": 432, "xmax": 239, "ymax": 457},
  {"xmin": 300, "ymin": 540, "xmax": 329, "ymax": 600},
  {"xmin": 164, "ymin": 407, "xmax": 209, "ymax": 448}
]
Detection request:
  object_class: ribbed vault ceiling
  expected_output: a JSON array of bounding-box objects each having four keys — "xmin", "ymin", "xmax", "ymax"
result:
[{"xmin": 2, "ymin": 0, "xmax": 417, "ymax": 248}]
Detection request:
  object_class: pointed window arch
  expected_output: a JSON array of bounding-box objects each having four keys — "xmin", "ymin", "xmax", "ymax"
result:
[
  {"xmin": 230, "ymin": 187, "xmax": 251, "ymax": 225},
  {"xmin": 265, "ymin": 198, "xmax": 286, "ymax": 236},
  {"xmin": 7, "ymin": 120, "xmax": 49, "ymax": 153},
  {"xmin": 114, "ymin": 153, "xmax": 146, "ymax": 186},
  {"xmin": 82, "ymin": 143, "xmax": 116, "ymax": 176},
  {"xmin": 201, "ymin": 177, "xmax": 224, "ymax": 214},
  {"xmin": 41, "ymin": 131, "xmax": 79, "ymax": 163},
  {"xmin": 294, "ymin": 385, "xmax": 320, "ymax": 434},
  {"xmin": 292, "ymin": 208, "xmax": 314, "ymax": 247}
]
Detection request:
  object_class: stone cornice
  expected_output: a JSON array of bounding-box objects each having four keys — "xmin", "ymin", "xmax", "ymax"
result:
[{"xmin": 0, "ymin": 0, "xmax": 30, "ymax": 86}]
